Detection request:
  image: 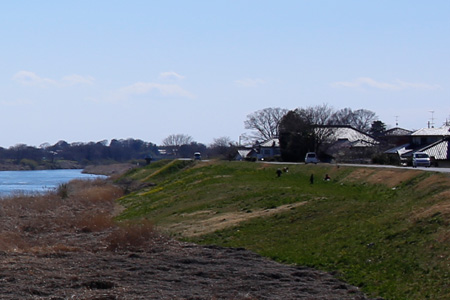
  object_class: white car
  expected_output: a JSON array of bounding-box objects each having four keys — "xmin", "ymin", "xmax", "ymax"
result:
[
  {"xmin": 412, "ymin": 152, "xmax": 430, "ymax": 167},
  {"xmin": 305, "ymin": 152, "xmax": 319, "ymax": 164}
]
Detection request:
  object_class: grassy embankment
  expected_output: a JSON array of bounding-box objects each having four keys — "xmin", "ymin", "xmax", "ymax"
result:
[{"xmin": 116, "ymin": 159, "xmax": 449, "ymax": 300}]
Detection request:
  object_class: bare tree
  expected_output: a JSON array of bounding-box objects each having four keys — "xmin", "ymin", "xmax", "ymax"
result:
[
  {"xmin": 330, "ymin": 107, "xmax": 356, "ymax": 125},
  {"xmin": 162, "ymin": 134, "xmax": 194, "ymax": 147},
  {"xmin": 244, "ymin": 107, "xmax": 289, "ymax": 141},
  {"xmin": 352, "ymin": 109, "xmax": 377, "ymax": 133},
  {"xmin": 211, "ymin": 136, "xmax": 234, "ymax": 148},
  {"xmin": 330, "ymin": 108, "xmax": 377, "ymax": 133}
]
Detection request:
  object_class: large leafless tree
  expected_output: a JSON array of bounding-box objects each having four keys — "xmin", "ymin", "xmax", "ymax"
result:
[
  {"xmin": 330, "ymin": 108, "xmax": 377, "ymax": 133},
  {"xmin": 162, "ymin": 134, "xmax": 194, "ymax": 147},
  {"xmin": 244, "ymin": 107, "xmax": 289, "ymax": 141}
]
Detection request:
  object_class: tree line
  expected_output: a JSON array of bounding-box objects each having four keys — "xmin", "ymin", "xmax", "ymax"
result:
[
  {"xmin": 0, "ymin": 136, "xmax": 240, "ymax": 169},
  {"xmin": 0, "ymin": 104, "xmax": 388, "ymax": 169},
  {"xmin": 244, "ymin": 105, "xmax": 387, "ymax": 162}
]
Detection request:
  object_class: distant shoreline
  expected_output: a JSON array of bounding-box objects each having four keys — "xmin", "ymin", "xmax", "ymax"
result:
[{"xmin": 0, "ymin": 162, "xmax": 135, "ymax": 177}]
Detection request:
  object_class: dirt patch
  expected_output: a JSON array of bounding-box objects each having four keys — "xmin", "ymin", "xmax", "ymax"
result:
[
  {"xmin": 168, "ymin": 202, "xmax": 308, "ymax": 237},
  {"xmin": 0, "ymin": 181, "xmax": 374, "ymax": 299}
]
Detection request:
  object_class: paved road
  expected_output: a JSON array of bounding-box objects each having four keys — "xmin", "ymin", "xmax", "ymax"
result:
[{"xmin": 261, "ymin": 161, "xmax": 450, "ymax": 173}]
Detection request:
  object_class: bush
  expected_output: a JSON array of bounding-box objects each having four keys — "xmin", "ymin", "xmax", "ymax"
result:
[
  {"xmin": 372, "ymin": 153, "xmax": 400, "ymax": 165},
  {"xmin": 19, "ymin": 158, "xmax": 38, "ymax": 170},
  {"xmin": 105, "ymin": 220, "xmax": 156, "ymax": 251}
]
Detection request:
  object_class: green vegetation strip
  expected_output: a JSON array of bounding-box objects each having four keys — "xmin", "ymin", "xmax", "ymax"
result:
[{"xmin": 117, "ymin": 160, "xmax": 449, "ymax": 300}]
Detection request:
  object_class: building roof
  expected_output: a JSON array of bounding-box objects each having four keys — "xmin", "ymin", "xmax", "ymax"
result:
[
  {"xmin": 259, "ymin": 138, "xmax": 280, "ymax": 147},
  {"xmin": 384, "ymin": 127, "xmax": 413, "ymax": 136},
  {"xmin": 411, "ymin": 125, "xmax": 450, "ymax": 137},
  {"xmin": 418, "ymin": 138, "xmax": 450, "ymax": 160},
  {"xmin": 237, "ymin": 149, "xmax": 252, "ymax": 158},
  {"xmin": 318, "ymin": 126, "xmax": 378, "ymax": 145}
]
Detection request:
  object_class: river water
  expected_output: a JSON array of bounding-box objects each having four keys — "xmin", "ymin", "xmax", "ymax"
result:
[{"xmin": 0, "ymin": 169, "xmax": 106, "ymax": 196}]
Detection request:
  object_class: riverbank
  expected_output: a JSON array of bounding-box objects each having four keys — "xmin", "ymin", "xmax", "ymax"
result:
[
  {"xmin": 0, "ymin": 160, "xmax": 82, "ymax": 171},
  {"xmin": 82, "ymin": 163, "xmax": 136, "ymax": 176},
  {"xmin": 0, "ymin": 172, "xmax": 374, "ymax": 299}
]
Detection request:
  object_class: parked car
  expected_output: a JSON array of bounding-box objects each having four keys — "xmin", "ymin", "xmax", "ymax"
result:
[
  {"xmin": 305, "ymin": 152, "xmax": 319, "ymax": 164},
  {"xmin": 193, "ymin": 152, "xmax": 202, "ymax": 160},
  {"xmin": 412, "ymin": 152, "xmax": 430, "ymax": 167}
]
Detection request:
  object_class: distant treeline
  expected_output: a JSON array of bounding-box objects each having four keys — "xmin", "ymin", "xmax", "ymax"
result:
[
  {"xmin": 0, "ymin": 138, "xmax": 233, "ymax": 170},
  {"xmin": 0, "ymin": 139, "xmax": 158, "ymax": 169}
]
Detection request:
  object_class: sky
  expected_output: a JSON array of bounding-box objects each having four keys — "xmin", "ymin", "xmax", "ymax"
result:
[{"xmin": 1, "ymin": 1, "xmax": 449, "ymax": 148}]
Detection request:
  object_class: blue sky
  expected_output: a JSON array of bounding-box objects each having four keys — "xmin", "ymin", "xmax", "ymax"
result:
[{"xmin": 1, "ymin": 1, "xmax": 449, "ymax": 147}]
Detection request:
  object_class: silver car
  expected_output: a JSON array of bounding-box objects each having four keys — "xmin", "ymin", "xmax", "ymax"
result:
[
  {"xmin": 305, "ymin": 152, "xmax": 319, "ymax": 164},
  {"xmin": 412, "ymin": 152, "xmax": 430, "ymax": 167}
]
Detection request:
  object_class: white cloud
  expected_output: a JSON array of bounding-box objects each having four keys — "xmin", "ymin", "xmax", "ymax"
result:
[
  {"xmin": 331, "ymin": 77, "xmax": 440, "ymax": 91},
  {"xmin": 159, "ymin": 71, "xmax": 185, "ymax": 80},
  {"xmin": 234, "ymin": 78, "xmax": 266, "ymax": 88},
  {"xmin": 118, "ymin": 82, "xmax": 194, "ymax": 99},
  {"xmin": 13, "ymin": 71, "xmax": 57, "ymax": 87},
  {"xmin": 62, "ymin": 74, "xmax": 95, "ymax": 85},
  {"xmin": 12, "ymin": 71, "xmax": 94, "ymax": 87}
]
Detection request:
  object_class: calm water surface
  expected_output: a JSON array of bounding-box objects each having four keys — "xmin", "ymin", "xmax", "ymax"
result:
[{"xmin": 0, "ymin": 169, "xmax": 106, "ymax": 196}]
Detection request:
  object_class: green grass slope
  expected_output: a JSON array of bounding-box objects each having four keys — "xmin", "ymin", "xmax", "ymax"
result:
[{"xmin": 117, "ymin": 160, "xmax": 449, "ymax": 300}]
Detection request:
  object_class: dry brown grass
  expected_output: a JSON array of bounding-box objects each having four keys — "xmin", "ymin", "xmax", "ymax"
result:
[
  {"xmin": 0, "ymin": 178, "xmax": 157, "ymax": 254},
  {"xmin": 343, "ymin": 168, "xmax": 420, "ymax": 188},
  {"xmin": 105, "ymin": 219, "xmax": 156, "ymax": 251},
  {"xmin": 168, "ymin": 202, "xmax": 308, "ymax": 237},
  {"xmin": 414, "ymin": 174, "xmax": 450, "ymax": 194},
  {"xmin": 412, "ymin": 190, "xmax": 450, "ymax": 223}
]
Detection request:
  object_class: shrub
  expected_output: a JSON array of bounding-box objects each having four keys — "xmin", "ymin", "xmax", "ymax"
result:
[
  {"xmin": 19, "ymin": 158, "xmax": 38, "ymax": 170},
  {"xmin": 105, "ymin": 220, "xmax": 155, "ymax": 251}
]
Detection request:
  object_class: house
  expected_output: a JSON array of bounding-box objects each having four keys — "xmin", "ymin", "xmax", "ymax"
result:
[
  {"xmin": 256, "ymin": 138, "xmax": 281, "ymax": 160},
  {"xmin": 234, "ymin": 138, "xmax": 280, "ymax": 161},
  {"xmin": 317, "ymin": 125, "xmax": 379, "ymax": 163},
  {"xmin": 385, "ymin": 125, "xmax": 450, "ymax": 166},
  {"xmin": 379, "ymin": 127, "xmax": 413, "ymax": 149}
]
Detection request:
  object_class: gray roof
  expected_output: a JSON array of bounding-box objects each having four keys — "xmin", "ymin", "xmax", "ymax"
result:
[
  {"xmin": 419, "ymin": 138, "xmax": 450, "ymax": 160},
  {"xmin": 318, "ymin": 126, "xmax": 378, "ymax": 145},
  {"xmin": 259, "ymin": 138, "xmax": 280, "ymax": 147},
  {"xmin": 411, "ymin": 125, "xmax": 450, "ymax": 137},
  {"xmin": 384, "ymin": 127, "xmax": 413, "ymax": 136},
  {"xmin": 384, "ymin": 143, "xmax": 412, "ymax": 155}
]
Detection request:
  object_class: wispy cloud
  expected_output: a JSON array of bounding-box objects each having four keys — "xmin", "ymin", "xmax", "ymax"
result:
[
  {"xmin": 62, "ymin": 74, "xmax": 95, "ymax": 85},
  {"xmin": 159, "ymin": 71, "xmax": 185, "ymax": 80},
  {"xmin": 331, "ymin": 77, "xmax": 440, "ymax": 91},
  {"xmin": 118, "ymin": 82, "xmax": 194, "ymax": 99},
  {"xmin": 12, "ymin": 71, "xmax": 94, "ymax": 87},
  {"xmin": 235, "ymin": 78, "xmax": 266, "ymax": 88}
]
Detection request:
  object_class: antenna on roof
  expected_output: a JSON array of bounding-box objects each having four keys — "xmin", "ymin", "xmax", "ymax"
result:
[
  {"xmin": 429, "ymin": 110, "xmax": 435, "ymax": 128},
  {"xmin": 394, "ymin": 116, "xmax": 399, "ymax": 127}
]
